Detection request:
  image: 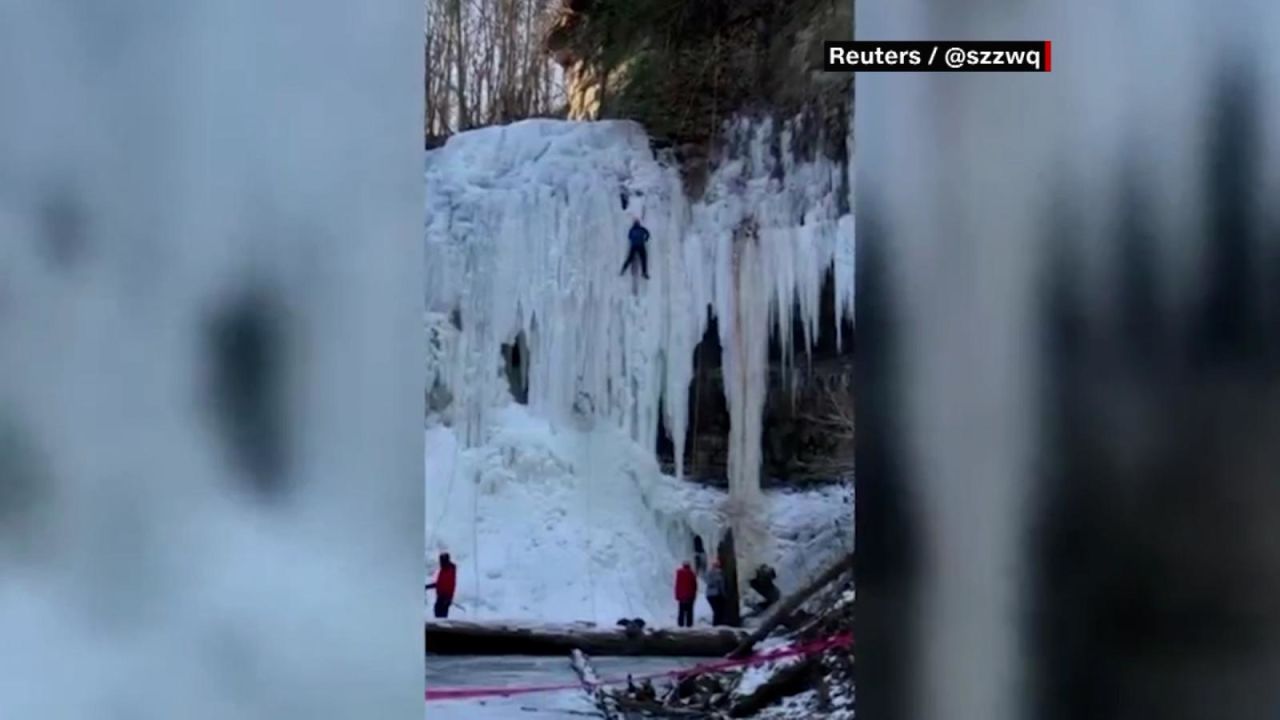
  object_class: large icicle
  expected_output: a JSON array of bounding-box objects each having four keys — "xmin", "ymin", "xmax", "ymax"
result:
[
  {"xmin": 426, "ymin": 114, "xmax": 853, "ymax": 579},
  {"xmin": 720, "ymin": 220, "xmax": 771, "ymax": 576}
]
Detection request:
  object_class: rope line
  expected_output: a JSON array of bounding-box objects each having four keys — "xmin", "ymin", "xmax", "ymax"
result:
[
  {"xmin": 472, "ymin": 461, "xmax": 481, "ymax": 612},
  {"xmin": 426, "ymin": 427, "xmax": 463, "ymax": 553},
  {"xmin": 585, "ymin": 425, "xmax": 598, "ymax": 623}
]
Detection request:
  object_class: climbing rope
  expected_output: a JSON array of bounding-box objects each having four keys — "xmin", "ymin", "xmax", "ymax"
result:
[
  {"xmin": 425, "ymin": 421, "xmax": 478, "ymax": 616},
  {"xmin": 425, "ymin": 427, "xmax": 463, "ymax": 553},
  {"xmin": 690, "ymin": 335, "xmax": 702, "ymax": 478},
  {"xmin": 471, "ymin": 460, "xmax": 481, "ymax": 614},
  {"xmin": 426, "ymin": 427, "xmax": 464, "ymax": 617},
  {"xmin": 620, "ymin": 570, "xmax": 639, "ymax": 619},
  {"xmin": 584, "ymin": 424, "xmax": 599, "ymax": 623}
]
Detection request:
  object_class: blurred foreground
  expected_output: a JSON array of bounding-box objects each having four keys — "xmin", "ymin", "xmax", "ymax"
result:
[
  {"xmin": 0, "ymin": 2, "xmax": 424, "ymax": 719},
  {"xmin": 857, "ymin": 2, "xmax": 1280, "ymax": 720}
]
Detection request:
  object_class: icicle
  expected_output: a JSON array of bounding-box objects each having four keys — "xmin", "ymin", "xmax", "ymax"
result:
[
  {"xmin": 425, "ymin": 113, "xmax": 854, "ymax": 580},
  {"xmin": 720, "ymin": 225, "xmax": 771, "ymax": 577}
]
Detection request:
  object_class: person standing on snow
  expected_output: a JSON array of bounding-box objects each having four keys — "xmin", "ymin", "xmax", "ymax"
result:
[
  {"xmin": 674, "ymin": 561, "xmax": 698, "ymax": 628},
  {"xmin": 619, "ymin": 218, "xmax": 650, "ymax": 279},
  {"xmin": 706, "ymin": 559, "xmax": 726, "ymax": 626},
  {"xmin": 426, "ymin": 552, "xmax": 457, "ymax": 619}
]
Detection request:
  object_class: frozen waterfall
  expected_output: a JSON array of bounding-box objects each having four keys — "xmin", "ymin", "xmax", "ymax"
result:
[{"xmin": 425, "ymin": 116, "xmax": 853, "ymax": 576}]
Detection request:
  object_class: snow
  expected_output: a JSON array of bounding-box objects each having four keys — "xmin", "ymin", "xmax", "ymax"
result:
[
  {"xmin": 633, "ymin": 474, "xmax": 854, "ymax": 600},
  {"xmin": 735, "ymin": 651, "xmax": 805, "ymax": 699},
  {"xmin": 425, "ymin": 410, "xmax": 852, "ymax": 625},
  {"xmin": 426, "ymin": 117, "xmax": 854, "ymax": 584},
  {"xmin": 425, "ymin": 409, "xmax": 682, "ymax": 622},
  {"xmin": 756, "ymin": 690, "xmax": 831, "ymax": 720}
]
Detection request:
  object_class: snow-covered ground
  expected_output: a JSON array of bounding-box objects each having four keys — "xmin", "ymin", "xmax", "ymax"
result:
[
  {"xmin": 424, "ymin": 116, "xmax": 853, "ymax": 626},
  {"xmin": 425, "ymin": 411, "xmax": 852, "ymax": 625},
  {"xmin": 425, "ymin": 409, "xmax": 684, "ymax": 623}
]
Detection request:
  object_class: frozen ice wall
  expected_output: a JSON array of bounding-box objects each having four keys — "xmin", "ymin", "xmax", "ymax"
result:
[
  {"xmin": 426, "ymin": 115, "xmax": 853, "ymax": 575},
  {"xmin": 0, "ymin": 2, "xmax": 423, "ymax": 719}
]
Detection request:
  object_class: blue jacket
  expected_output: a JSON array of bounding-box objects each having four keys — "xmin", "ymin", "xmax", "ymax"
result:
[{"xmin": 628, "ymin": 223, "xmax": 650, "ymax": 247}]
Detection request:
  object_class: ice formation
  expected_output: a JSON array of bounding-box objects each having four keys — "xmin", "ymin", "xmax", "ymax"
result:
[{"xmin": 426, "ymin": 114, "xmax": 853, "ymax": 592}]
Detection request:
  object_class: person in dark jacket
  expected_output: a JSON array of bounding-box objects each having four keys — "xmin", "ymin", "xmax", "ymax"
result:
[
  {"xmin": 705, "ymin": 559, "xmax": 726, "ymax": 626},
  {"xmin": 674, "ymin": 561, "xmax": 698, "ymax": 627},
  {"xmin": 748, "ymin": 563, "xmax": 781, "ymax": 614},
  {"xmin": 426, "ymin": 552, "xmax": 457, "ymax": 619},
  {"xmin": 619, "ymin": 219, "xmax": 650, "ymax": 279}
]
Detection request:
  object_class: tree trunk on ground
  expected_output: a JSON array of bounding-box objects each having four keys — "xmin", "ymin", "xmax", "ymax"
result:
[
  {"xmin": 729, "ymin": 552, "xmax": 854, "ymax": 658},
  {"xmin": 426, "ymin": 620, "xmax": 748, "ymax": 657},
  {"xmin": 728, "ymin": 656, "xmax": 817, "ymax": 718},
  {"xmin": 569, "ymin": 649, "xmax": 620, "ymax": 720}
]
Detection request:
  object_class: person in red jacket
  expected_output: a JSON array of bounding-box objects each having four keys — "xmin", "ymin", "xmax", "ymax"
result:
[
  {"xmin": 426, "ymin": 552, "xmax": 457, "ymax": 619},
  {"xmin": 674, "ymin": 561, "xmax": 698, "ymax": 627}
]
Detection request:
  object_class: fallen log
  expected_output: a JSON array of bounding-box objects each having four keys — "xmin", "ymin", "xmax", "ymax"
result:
[
  {"xmin": 728, "ymin": 656, "xmax": 817, "ymax": 718},
  {"xmin": 569, "ymin": 649, "xmax": 620, "ymax": 720},
  {"xmin": 426, "ymin": 619, "xmax": 749, "ymax": 657},
  {"xmin": 728, "ymin": 553, "xmax": 854, "ymax": 659}
]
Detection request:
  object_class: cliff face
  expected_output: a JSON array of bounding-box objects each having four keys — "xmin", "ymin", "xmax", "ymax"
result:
[
  {"xmin": 544, "ymin": 0, "xmax": 851, "ymax": 154},
  {"xmin": 542, "ymin": 0, "xmax": 855, "ymax": 486}
]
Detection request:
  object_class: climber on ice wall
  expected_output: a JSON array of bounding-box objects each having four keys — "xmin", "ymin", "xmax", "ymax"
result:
[{"xmin": 619, "ymin": 218, "xmax": 650, "ymax": 279}]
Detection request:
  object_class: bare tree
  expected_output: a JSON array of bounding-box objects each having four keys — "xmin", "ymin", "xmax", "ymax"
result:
[
  {"xmin": 799, "ymin": 380, "xmax": 855, "ymax": 440},
  {"xmin": 425, "ymin": 0, "xmax": 565, "ymax": 141},
  {"xmin": 789, "ymin": 379, "xmax": 855, "ymax": 478}
]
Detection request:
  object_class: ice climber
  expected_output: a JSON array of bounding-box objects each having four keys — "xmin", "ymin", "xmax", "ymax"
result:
[
  {"xmin": 675, "ymin": 561, "xmax": 698, "ymax": 628},
  {"xmin": 706, "ymin": 559, "xmax": 726, "ymax": 626},
  {"xmin": 619, "ymin": 218, "xmax": 650, "ymax": 279},
  {"xmin": 426, "ymin": 552, "xmax": 457, "ymax": 619}
]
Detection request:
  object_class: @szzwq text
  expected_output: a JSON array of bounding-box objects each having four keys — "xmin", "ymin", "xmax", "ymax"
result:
[{"xmin": 824, "ymin": 41, "xmax": 1052, "ymax": 72}]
